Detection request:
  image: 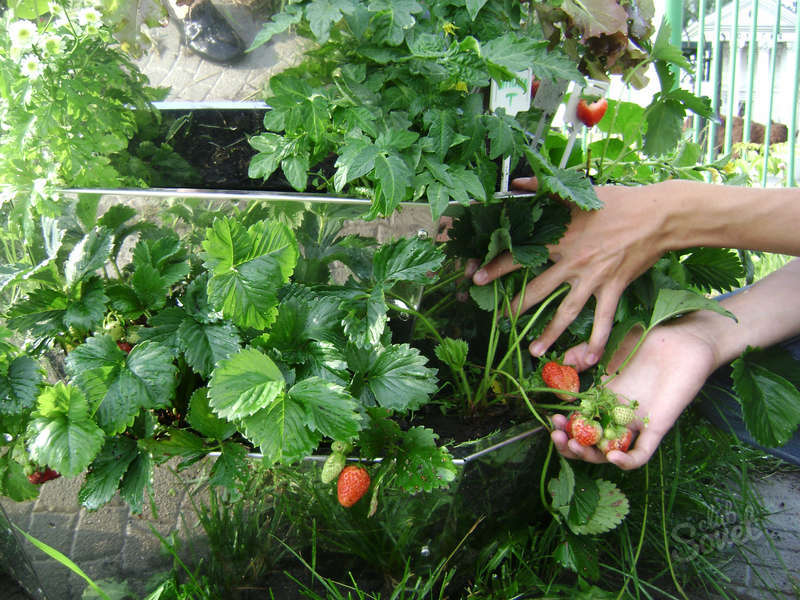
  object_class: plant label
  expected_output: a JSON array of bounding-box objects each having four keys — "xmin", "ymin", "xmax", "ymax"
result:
[{"xmin": 490, "ymin": 69, "xmax": 532, "ymax": 116}]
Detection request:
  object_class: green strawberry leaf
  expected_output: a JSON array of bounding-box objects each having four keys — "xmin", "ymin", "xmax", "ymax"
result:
[
  {"xmin": 567, "ymin": 479, "xmax": 630, "ymax": 535},
  {"xmin": 469, "ymin": 280, "xmax": 506, "ymax": 312},
  {"xmin": 7, "ymin": 288, "xmax": 69, "ymax": 340},
  {"xmin": 119, "ymin": 451, "xmax": 153, "ymax": 514},
  {"xmin": 68, "ymin": 337, "xmax": 177, "ymax": 434},
  {"xmin": 79, "ymin": 436, "xmax": 138, "ymax": 510},
  {"xmin": 350, "ymin": 343, "xmax": 437, "ymax": 411},
  {"xmin": 208, "ymin": 348, "xmax": 286, "ymax": 421},
  {"xmin": 64, "ymin": 276, "xmax": 107, "ymax": 332},
  {"xmin": 395, "ymin": 426, "xmax": 457, "ymax": 493},
  {"xmin": 27, "ymin": 383, "xmax": 106, "ymax": 477},
  {"xmin": 65, "ymin": 227, "xmax": 113, "ymax": 286},
  {"xmin": 341, "ymin": 287, "xmax": 388, "ymax": 349},
  {"xmin": 138, "ymin": 429, "xmax": 207, "ymax": 461},
  {"xmin": 138, "ymin": 307, "xmax": 187, "ymax": 352},
  {"xmin": 643, "ymin": 98, "xmax": 685, "ymax": 157},
  {"xmin": 187, "ymin": 388, "xmax": 237, "ymax": 441},
  {"xmin": 554, "ymin": 531, "xmax": 600, "ymax": 580},
  {"xmin": 0, "ymin": 454, "xmax": 39, "ymax": 501},
  {"xmin": 434, "ymin": 337, "xmax": 468, "ymax": 371},
  {"xmin": 207, "ymin": 442, "xmax": 249, "ymax": 491},
  {"xmin": 0, "ymin": 355, "xmax": 42, "ymax": 415},
  {"xmin": 563, "ymin": 470, "xmax": 599, "ymax": 529},
  {"xmin": 241, "ymin": 394, "xmax": 321, "ymax": 463},
  {"xmin": 681, "ymin": 247, "xmax": 744, "ymax": 293},
  {"xmin": 373, "ymin": 237, "xmax": 444, "ymax": 285},
  {"xmin": 648, "ymin": 288, "xmax": 736, "ymax": 330},
  {"xmin": 547, "ymin": 456, "xmax": 576, "ymax": 509},
  {"xmin": 289, "ymin": 376, "xmax": 362, "ymax": 441},
  {"xmin": 538, "ymin": 168, "xmax": 603, "ymax": 211},
  {"xmin": 732, "ymin": 350, "xmax": 800, "ymax": 447},
  {"xmin": 203, "ymin": 218, "xmax": 298, "ymax": 330},
  {"xmin": 178, "ymin": 318, "xmax": 241, "ymax": 377}
]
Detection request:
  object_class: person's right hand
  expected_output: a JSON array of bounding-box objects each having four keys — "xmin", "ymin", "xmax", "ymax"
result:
[{"xmin": 469, "ymin": 178, "xmax": 675, "ymax": 369}]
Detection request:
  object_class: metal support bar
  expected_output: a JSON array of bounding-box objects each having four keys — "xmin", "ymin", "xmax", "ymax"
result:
[{"xmin": 207, "ymin": 426, "xmax": 547, "ymax": 467}]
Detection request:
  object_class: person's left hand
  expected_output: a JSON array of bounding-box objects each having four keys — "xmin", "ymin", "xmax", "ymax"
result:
[{"xmin": 551, "ymin": 317, "xmax": 719, "ymax": 469}]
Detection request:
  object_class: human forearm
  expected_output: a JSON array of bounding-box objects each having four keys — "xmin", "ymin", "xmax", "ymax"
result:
[
  {"xmin": 675, "ymin": 258, "xmax": 800, "ymax": 369},
  {"xmin": 656, "ymin": 180, "xmax": 800, "ymax": 256}
]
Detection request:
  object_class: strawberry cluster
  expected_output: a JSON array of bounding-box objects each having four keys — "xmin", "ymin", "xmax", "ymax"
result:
[
  {"xmin": 540, "ymin": 360, "xmax": 636, "ymax": 456},
  {"xmin": 564, "ymin": 387, "xmax": 636, "ymax": 455}
]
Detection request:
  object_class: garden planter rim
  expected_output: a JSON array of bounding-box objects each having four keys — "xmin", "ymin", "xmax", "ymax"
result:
[
  {"xmin": 206, "ymin": 424, "xmax": 547, "ymax": 467},
  {"xmin": 59, "ymin": 187, "xmax": 537, "ymax": 203}
]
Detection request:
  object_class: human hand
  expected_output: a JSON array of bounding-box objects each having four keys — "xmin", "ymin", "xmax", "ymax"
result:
[
  {"xmin": 551, "ymin": 318, "xmax": 719, "ymax": 469},
  {"xmin": 468, "ymin": 178, "xmax": 673, "ymax": 367}
]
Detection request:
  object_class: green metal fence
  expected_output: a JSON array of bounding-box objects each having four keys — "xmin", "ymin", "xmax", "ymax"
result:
[{"xmin": 680, "ymin": 0, "xmax": 800, "ymax": 187}]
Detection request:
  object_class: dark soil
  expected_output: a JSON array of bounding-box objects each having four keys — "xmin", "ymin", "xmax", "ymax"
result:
[{"xmin": 153, "ymin": 108, "xmax": 300, "ymax": 191}]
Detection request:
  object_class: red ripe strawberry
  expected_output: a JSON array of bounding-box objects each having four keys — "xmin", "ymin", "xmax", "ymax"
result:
[
  {"xmin": 542, "ymin": 361, "xmax": 579, "ymax": 401},
  {"xmin": 597, "ymin": 428, "xmax": 634, "ymax": 454},
  {"xmin": 28, "ymin": 468, "xmax": 61, "ymax": 485},
  {"xmin": 531, "ymin": 79, "xmax": 540, "ymax": 98},
  {"xmin": 576, "ymin": 97, "xmax": 608, "ymax": 127},
  {"xmin": 117, "ymin": 341, "xmax": 133, "ymax": 353},
  {"xmin": 337, "ymin": 465, "xmax": 370, "ymax": 508},
  {"xmin": 566, "ymin": 413, "xmax": 602, "ymax": 446}
]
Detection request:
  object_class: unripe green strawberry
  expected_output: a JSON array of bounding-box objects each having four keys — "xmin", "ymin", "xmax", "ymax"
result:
[
  {"xmin": 612, "ymin": 404, "xmax": 635, "ymax": 426},
  {"xmin": 321, "ymin": 451, "xmax": 346, "ymax": 484},
  {"xmin": 597, "ymin": 428, "xmax": 633, "ymax": 454},
  {"xmin": 330, "ymin": 440, "xmax": 352, "ymax": 454}
]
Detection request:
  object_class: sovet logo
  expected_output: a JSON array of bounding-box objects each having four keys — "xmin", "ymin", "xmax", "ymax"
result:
[{"xmin": 670, "ymin": 501, "xmax": 765, "ymax": 563}]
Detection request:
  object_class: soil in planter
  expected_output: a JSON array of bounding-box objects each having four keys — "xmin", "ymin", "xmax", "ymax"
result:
[{"xmin": 132, "ymin": 108, "xmax": 333, "ymax": 192}]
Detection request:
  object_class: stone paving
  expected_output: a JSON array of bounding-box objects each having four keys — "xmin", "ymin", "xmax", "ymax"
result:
[{"xmin": 3, "ymin": 2, "xmax": 800, "ymax": 599}]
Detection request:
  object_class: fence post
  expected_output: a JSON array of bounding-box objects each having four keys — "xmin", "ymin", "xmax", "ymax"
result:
[
  {"xmin": 761, "ymin": 0, "xmax": 782, "ymax": 187},
  {"xmin": 706, "ymin": 0, "xmax": 725, "ymax": 162},
  {"xmin": 789, "ymin": 1, "xmax": 800, "ymax": 187},
  {"xmin": 743, "ymin": 0, "xmax": 760, "ymax": 143},
  {"xmin": 693, "ymin": 0, "xmax": 708, "ymax": 144},
  {"xmin": 723, "ymin": 0, "xmax": 742, "ymax": 156}
]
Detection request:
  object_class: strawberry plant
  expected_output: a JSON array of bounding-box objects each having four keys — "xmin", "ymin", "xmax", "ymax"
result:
[{"xmin": 0, "ymin": 200, "xmax": 461, "ymax": 511}]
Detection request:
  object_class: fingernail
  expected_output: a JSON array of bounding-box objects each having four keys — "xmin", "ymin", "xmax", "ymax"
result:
[
  {"xmin": 473, "ymin": 269, "xmax": 488, "ymax": 285},
  {"xmin": 464, "ymin": 259, "xmax": 479, "ymax": 278},
  {"xmin": 585, "ymin": 352, "xmax": 598, "ymax": 366},
  {"xmin": 529, "ymin": 341, "xmax": 545, "ymax": 357}
]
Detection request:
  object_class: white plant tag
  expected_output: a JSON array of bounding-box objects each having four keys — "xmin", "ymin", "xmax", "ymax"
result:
[{"xmin": 490, "ymin": 68, "xmax": 532, "ymax": 116}]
